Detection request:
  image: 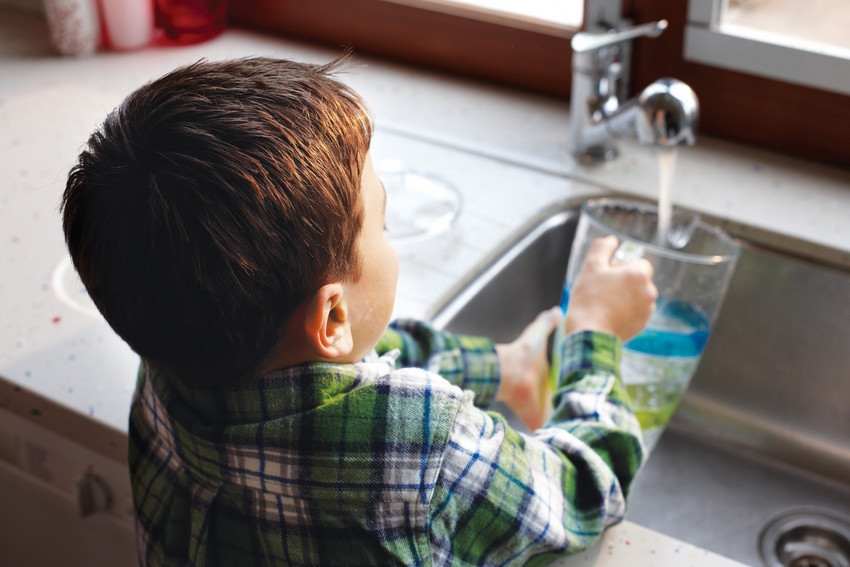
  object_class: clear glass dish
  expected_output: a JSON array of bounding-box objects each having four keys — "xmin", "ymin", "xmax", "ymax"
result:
[{"xmin": 376, "ymin": 159, "xmax": 462, "ymax": 252}]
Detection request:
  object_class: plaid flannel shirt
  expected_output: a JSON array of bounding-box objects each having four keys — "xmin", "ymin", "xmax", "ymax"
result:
[{"xmin": 129, "ymin": 319, "xmax": 645, "ymax": 566}]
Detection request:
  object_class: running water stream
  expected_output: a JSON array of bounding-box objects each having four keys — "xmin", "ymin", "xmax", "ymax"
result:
[{"xmin": 655, "ymin": 148, "xmax": 678, "ymax": 247}]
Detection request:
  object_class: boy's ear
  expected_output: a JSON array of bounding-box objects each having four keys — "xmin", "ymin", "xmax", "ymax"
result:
[{"xmin": 304, "ymin": 283, "xmax": 354, "ymax": 360}]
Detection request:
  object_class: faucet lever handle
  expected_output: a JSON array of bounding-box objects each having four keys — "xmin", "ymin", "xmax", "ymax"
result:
[{"xmin": 572, "ymin": 19, "xmax": 667, "ymax": 54}]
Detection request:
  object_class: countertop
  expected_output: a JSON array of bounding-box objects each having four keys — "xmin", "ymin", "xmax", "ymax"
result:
[{"xmin": 3, "ymin": 7, "xmax": 848, "ymax": 566}]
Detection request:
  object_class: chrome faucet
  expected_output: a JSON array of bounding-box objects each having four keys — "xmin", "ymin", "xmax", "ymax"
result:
[{"xmin": 569, "ymin": 19, "xmax": 700, "ymax": 164}]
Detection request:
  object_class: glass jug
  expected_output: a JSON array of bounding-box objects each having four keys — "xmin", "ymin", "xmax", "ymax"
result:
[{"xmin": 552, "ymin": 198, "xmax": 740, "ymax": 451}]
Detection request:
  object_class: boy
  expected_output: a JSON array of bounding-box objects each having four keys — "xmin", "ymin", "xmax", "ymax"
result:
[{"xmin": 61, "ymin": 57, "xmax": 656, "ymax": 566}]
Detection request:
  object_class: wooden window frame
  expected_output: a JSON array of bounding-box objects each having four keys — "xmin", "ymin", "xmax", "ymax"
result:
[
  {"xmin": 231, "ymin": 0, "xmax": 850, "ymax": 168},
  {"xmin": 229, "ymin": 0, "xmax": 575, "ymax": 98}
]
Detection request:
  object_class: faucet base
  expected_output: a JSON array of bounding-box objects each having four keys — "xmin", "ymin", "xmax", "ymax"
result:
[{"xmin": 573, "ymin": 143, "xmax": 620, "ymax": 165}]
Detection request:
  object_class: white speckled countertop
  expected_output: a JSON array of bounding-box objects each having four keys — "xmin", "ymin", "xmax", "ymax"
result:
[{"xmin": 4, "ymin": 7, "xmax": 849, "ymax": 566}]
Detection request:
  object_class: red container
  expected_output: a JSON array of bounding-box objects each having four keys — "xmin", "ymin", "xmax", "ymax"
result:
[{"xmin": 155, "ymin": 0, "xmax": 226, "ymax": 45}]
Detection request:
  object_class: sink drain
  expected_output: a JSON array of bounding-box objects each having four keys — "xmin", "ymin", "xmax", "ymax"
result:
[{"xmin": 759, "ymin": 507, "xmax": 850, "ymax": 567}]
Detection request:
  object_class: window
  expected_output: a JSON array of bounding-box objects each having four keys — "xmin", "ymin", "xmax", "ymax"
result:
[
  {"xmin": 723, "ymin": 0, "xmax": 850, "ymax": 51},
  {"xmin": 232, "ymin": 0, "xmax": 850, "ymax": 167},
  {"xmin": 685, "ymin": 0, "xmax": 850, "ymax": 96},
  {"xmin": 382, "ymin": 0, "xmax": 582, "ymax": 33}
]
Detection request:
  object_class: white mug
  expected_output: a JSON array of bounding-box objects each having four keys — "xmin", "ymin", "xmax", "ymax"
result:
[{"xmin": 43, "ymin": 0, "xmax": 101, "ymax": 56}]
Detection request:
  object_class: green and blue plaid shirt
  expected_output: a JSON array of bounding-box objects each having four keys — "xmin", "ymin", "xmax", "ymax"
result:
[{"xmin": 129, "ymin": 319, "xmax": 645, "ymax": 566}]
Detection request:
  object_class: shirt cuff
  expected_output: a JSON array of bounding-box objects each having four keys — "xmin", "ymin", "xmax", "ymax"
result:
[
  {"xmin": 452, "ymin": 334, "xmax": 500, "ymax": 406},
  {"xmin": 557, "ymin": 330, "xmax": 622, "ymax": 387}
]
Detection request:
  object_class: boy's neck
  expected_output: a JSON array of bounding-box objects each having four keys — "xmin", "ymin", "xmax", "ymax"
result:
[{"xmin": 259, "ymin": 303, "xmax": 320, "ymax": 374}]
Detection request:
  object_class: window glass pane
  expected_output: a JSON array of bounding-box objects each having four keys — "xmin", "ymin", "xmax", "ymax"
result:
[
  {"xmin": 386, "ymin": 0, "xmax": 583, "ymax": 29},
  {"xmin": 723, "ymin": 0, "xmax": 850, "ymax": 52},
  {"xmin": 444, "ymin": 0, "xmax": 582, "ymax": 27}
]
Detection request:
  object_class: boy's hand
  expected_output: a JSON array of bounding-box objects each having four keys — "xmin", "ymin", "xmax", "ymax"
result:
[
  {"xmin": 493, "ymin": 236, "xmax": 656, "ymax": 432},
  {"xmin": 565, "ymin": 235, "xmax": 657, "ymax": 342},
  {"xmin": 495, "ymin": 307, "xmax": 563, "ymax": 431}
]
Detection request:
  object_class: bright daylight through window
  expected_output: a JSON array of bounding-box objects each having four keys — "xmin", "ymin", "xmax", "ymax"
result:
[
  {"xmin": 385, "ymin": 0, "xmax": 583, "ymax": 31},
  {"xmin": 724, "ymin": 0, "xmax": 850, "ymax": 52}
]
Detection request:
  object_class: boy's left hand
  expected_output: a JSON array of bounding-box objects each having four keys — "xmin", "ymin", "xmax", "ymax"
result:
[{"xmin": 494, "ymin": 307, "xmax": 563, "ymax": 431}]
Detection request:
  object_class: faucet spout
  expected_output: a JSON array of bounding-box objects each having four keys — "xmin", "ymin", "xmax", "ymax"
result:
[{"xmin": 636, "ymin": 78, "xmax": 699, "ymax": 147}]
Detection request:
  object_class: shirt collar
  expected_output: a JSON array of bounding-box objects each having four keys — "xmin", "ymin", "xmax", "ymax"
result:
[{"xmin": 154, "ymin": 350, "xmax": 401, "ymax": 426}]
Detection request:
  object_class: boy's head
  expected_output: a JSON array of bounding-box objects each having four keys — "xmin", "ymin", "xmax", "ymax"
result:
[{"xmin": 62, "ymin": 56, "xmax": 388, "ymax": 387}]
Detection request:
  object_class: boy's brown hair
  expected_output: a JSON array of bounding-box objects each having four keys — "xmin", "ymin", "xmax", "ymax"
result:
[{"xmin": 61, "ymin": 56, "xmax": 373, "ymax": 387}]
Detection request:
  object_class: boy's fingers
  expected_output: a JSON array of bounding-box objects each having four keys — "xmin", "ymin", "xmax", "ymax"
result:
[
  {"xmin": 521, "ymin": 307, "xmax": 562, "ymax": 347},
  {"xmin": 540, "ymin": 306, "xmax": 563, "ymax": 330},
  {"xmin": 583, "ymin": 236, "xmax": 620, "ymax": 269},
  {"xmin": 630, "ymin": 257, "xmax": 655, "ymax": 279}
]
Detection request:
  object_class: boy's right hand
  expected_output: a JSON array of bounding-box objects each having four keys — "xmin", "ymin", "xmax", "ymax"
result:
[{"xmin": 564, "ymin": 236, "xmax": 657, "ymax": 342}]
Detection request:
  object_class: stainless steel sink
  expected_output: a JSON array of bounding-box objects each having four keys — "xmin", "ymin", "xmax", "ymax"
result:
[{"xmin": 431, "ymin": 197, "xmax": 850, "ymax": 567}]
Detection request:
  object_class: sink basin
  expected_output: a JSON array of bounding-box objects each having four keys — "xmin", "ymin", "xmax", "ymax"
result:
[{"xmin": 431, "ymin": 197, "xmax": 850, "ymax": 567}]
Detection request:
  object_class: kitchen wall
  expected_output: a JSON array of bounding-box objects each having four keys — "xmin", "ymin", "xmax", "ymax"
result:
[{"xmin": 1, "ymin": 0, "xmax": 40, "ymax": 13}]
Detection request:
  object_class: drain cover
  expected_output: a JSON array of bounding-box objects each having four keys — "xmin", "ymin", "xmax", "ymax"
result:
[{"xmin": 759, "ymin": 507, "xmax": 850, "ymax": 567}]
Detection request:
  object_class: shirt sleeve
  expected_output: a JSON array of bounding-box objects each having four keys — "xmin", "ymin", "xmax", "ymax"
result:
[
  {"xmin": 429, "ymin": 330, "xmax": 646, "ymax": 564},
  {"xmin": 375, "ymin": 318, "xmax": 500, "ymax": 407}
]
